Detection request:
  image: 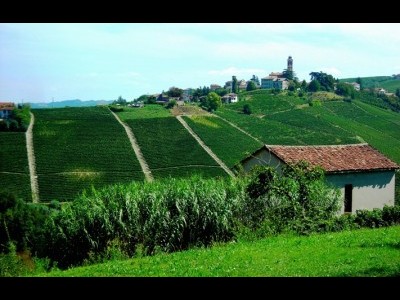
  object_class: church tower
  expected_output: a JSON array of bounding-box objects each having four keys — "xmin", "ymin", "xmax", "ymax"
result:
[{"xmin": 287, "ymin": 56, "xmax": 293, "ymax": 72}]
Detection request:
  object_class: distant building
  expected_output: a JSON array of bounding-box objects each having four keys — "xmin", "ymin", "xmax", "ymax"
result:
[
  {"xmin": 0, "ymin": 102, "xmax": 15, "ymax": 119},
  {"xmin": 287, "ymin": 56, "xmax": 293, "ymax": 72},
  {"xmin": 345, "ymin": 82, "xmax": 361, "ymax": 91},
  {"xmin": 261, "ymin": 76, "xmax": 289, "ymax": 90},
  {"xmin": 224, "ymin": 80, "xmax": 232, "ymax": 91},
  {"xmin": 182, "ymin": 88, "xmax": 194, "ymax": 102},
  {"xmin": 238, "ymin": 80, "xmax": 247, "ymax": 90},
  {"xmin": 222, "ymin": 93, "xmax": 238, "ymax": 104},
  {"xmin": 210, "ymin": 84, "xmax": 222, "ymax": 91}
]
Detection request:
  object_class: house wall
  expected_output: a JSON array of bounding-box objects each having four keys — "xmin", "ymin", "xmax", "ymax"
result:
[
  {"xmin": 242, "ymin": 149, "xmax": 285, "ymax": 173},
  {"xmin": 327, "ymin": 171, "xmax": 395, "ymax": 213},
  {"xmin": 261, "ymin": 79, "xmax": 274, "ymax": 89}
]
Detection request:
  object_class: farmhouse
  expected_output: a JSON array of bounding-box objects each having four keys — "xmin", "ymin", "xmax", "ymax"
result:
[
  {"xmin": 0, "ymin": 102, "xmax": 15, "ymax": 119},
  {"xmin": 222, "ymin": 93, "xmax": 238, "ymax": 104},
  {"xmin": 240, "ymin": 144, "xmax": 399, "ymax": 214}
]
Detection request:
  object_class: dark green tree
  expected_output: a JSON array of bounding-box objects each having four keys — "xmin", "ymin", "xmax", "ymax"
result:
[
  {"xmin": 396, "ymin": 88, "xmax": 400, "ymax": 98},
  {"xmin": 232, "ymin": 76, "xmax": 238, "ymax": 93},
  {"xmin": 307, "ymin": 80, "xmax": 321, "ymax": 92},
  {"xmin": 113, "ymin": 96, "xmax": 127, "ymax": 106},
  {"xmin": 301, "ymin": 80, "xmax": 307, "ymax": 90},
  {"xmin": 282, "ymin": 69, "xmax": 295, "ymax": 80},
  {"xmin": 243, "ymin": 103, "xmax": 252, "ymax": 115},
  {"xmin": 335, "ymin": 82, "xmax": 355, "ymax": 98},
  {"xmin": 167, "ymin": 87, "xmax": 183, "ymax": 98},
  {"xmin": 214, "ymin": 88, "xmax": 228, "ymax": 97},
  {"xmin": 309, "ymin": 72, "xmax": 335, "ymax": 91},
  {"xmin": 246, "ymin": 81, "xmax": 257, "ymax": 91},
  {"xmin": 203, "ymin": 92, "xmax": 222, "ymax": 112},
  {"xmin": 250, "ymin": 75, "xmax": 260, "ymax": 86},
  {"xmin": 356, "ymin": 77, "xmax": 363, "ymax": 90}
]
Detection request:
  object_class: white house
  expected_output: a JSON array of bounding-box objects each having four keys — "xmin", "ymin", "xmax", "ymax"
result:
[
  {"xmin": 222, "ymin": 93, "xmax": 238, "ymax": 104},
  {"xmin": 240, "ymin": 144, "xmax": 399, "ymax": 214}
]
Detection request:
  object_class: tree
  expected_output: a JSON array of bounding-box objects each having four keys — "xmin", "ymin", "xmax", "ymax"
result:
[
  {"xmin": 282, "ymin": 69, "xmax": 295, "ymax": 80},
  {"xmin": 203, "ymin": 92, "xmax": 222, "ymax": 112},
  {"xmin": 246, "ymin": 81, "xmax": 257, "ymax": 91},
  {"xmin": 232, "ymin": 76, "xmax": 238, "ymax": 93},
  {"xmin": 307, "ymin": 79, "xmax": 321, "ymax": 92},
  {"xmin": 214, "ymin": 88, "xmax": 228, "ymax": 97},
  {"xmin": 243, "ymin": 103, "xmax": 252, "ymax": 115},
  {"xmin": 356, "ymin": 77, "xmax": 363, "ymax": 90},
  {"xmin": 309, "ymin": 71, "xmax": 335, "ymax": 91},
  {"xmin": 113, "ymin": 96, "xmax": 127, "ymax": 106},
  {"xmin": 166, "ymin": 100, "xmax": 177, "ymax": 109},
  {"xmin": 396, "ymin": 88, "xmax": 400, "ymax": 98},
  {"xmin": 250, "ymin": 75, "xmax": 260, "ymax": 86},
  {"xmin": 335, "ymin": 82, "xmax": 355, "ymax": 98},
  {"xmin": 301, "ymin": 80, "xmax": 307, "ymax": 90},
  {"xmin": 167, "ymin": 87, "xmax": 183, "ymax": 98}
]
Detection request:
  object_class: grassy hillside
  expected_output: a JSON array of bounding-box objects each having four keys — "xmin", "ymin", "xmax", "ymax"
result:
[
  {"xmin": 0, "ymin": 132, "xmax": 31, "ymax": 200},
  {"xmin": 183, "ymin": 115, "xmax": 262, "ymax": 168},
  {"xmin": 32, "ymin": 106, "xmax": 145, "ymax": 202},
  {"xmin": 216, "ymin": 91, "xmax": 360, "ymax": 146},
  {"xmin": 40, "ymin": 226, "xmax": 400, "ymax": 277},
  {"xmin": 216, "ymin": 90, "xmax": 400, "ymax": 164},
  {"xmin": 340, "ymin": 76, "xmax": 400, "ymax": 93},
  {"xmin": 117, "ymin": 106, "xmax": 227, "ymax": 179}
]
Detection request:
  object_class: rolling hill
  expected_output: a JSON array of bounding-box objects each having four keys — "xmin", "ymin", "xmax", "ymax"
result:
[
  {"xmin": 340, "ymin": 75, "xmax": 400, "ymax": 93},
  {"xmin": 1, "ymin": 89, "xmax": 399, "ymax": 203}
]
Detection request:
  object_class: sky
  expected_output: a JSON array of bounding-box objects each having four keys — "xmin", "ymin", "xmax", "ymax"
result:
[{"xmin": 1, "ymin": 23, "xmax": 400, "ymax": 103}]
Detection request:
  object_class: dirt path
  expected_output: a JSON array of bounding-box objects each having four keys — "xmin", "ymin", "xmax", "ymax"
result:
[
  {"xmin": 26, "ymin": 112, "xmax": 39, "ymax": 203},
  {"xmin": 110, "ymin": 110, "xmax": 153, "ymax": 182},
  {"xmin": 176, "ymin": 115, "xmax": 235, "ymax": 177},
  {"xmin": 213, "ymin": 114, "xmax": 263, "ymax": 144}
]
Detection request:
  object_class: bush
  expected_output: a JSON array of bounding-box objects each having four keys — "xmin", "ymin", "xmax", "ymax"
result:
[
  {"xmin": 39, "ymin": 176, "xmax": 245, "ymax": 269},
  {"xmin": 166, "ymin": 100, "xmax": 177, "ymax": 109},
  {"xmin": 243, "ymin": 104, "xmax": 252, "ymax": 115},
  {"xmin": 109, "ymin": 105, "xmax": 124, "ymax": 112},
  {"xmin": 240, "ymin": 162, "xmax": 341, "ymax": 235},
  {"xmin": 0, "ymin": 242, "xmax": 28, "ymax": 277}
]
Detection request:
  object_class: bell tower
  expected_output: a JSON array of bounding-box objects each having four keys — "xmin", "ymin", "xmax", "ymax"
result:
[{"xmin": 287, "ymin": 56, "xmax": 293, "ymax": 72}]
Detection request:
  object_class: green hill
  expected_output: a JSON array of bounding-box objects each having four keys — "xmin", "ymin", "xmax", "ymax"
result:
[
  {"xmin": 340, "ymin": 75, "xmax": 400, "ymax": 93},
  {"xmin": 1, "ymin": 89, "xmax": 400, "ymax": 203}
]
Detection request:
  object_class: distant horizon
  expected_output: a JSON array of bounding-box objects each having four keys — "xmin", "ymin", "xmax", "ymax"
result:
[{"xmin": 1, "ymin": 23, "xmax": 399, "ymax": 103}]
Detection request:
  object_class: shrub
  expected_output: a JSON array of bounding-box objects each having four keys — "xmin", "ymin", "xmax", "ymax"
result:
[
  {"xmin": 39, "ymin": 176, "xmax": 245, "ymax": 269},
  {"xmin": 241, "ymin": 162, "xmax": 341, "ymax": 235},
  {"xmin": 243, "ymin": 104, "xmax": 252, "ymax": 115},
  {"xmin": 165, "ymin": 100, "xmax": 177, "ymax": 109}
]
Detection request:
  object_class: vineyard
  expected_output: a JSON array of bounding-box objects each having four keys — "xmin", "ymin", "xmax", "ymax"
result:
[
  {"xmin": 0, "ymin": 132, "xmax": 31, "ymax": 200},
  {"xmin": 32, "ymin": 107, "xmax": 145, "ymax": 202},
  {"xmin": 117, "ymin": 107, "xmax": 227, "ymax": 179},
  {"xmin": 182, "ymin": 115, "xmax": 262, "ymax": 167},
  {"xmin": 2, "ymin": 90, "xmax": 400, "ymax": 203}
]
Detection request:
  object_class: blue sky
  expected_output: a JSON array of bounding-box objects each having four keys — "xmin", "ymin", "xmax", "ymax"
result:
[{"xmin": 1, "ymin": 23, "xmax": 399, "ymax": 103}]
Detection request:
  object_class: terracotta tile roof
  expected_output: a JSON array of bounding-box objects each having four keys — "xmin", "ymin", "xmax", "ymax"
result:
[{"xmin": 266, "ymin": 144, "xmax": 399, "ymax": 173}]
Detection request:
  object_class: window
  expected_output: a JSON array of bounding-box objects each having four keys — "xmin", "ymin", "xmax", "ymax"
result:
[{"xmin": 344, "ymin": 184, "xmax": 353, "ymax": 213}]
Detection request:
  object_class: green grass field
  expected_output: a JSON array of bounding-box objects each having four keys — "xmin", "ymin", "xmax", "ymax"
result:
[
  {"xmin": 118, "ymin": 106, "xmax": 227, "ymax": 179},
  {"xmin": 32, "ymin": 106, "xmax": 144, "ymax": 202},
  {"xmin": 0, "ymin": 132, "xmax": 31, "ymax": 201},
  {"xmin": 40, "ymin": 226, "xmax": 400, "ymax": 277}
]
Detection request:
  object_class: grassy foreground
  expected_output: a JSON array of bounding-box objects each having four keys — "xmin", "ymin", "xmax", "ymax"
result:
[{"xmin": 40, "ymin": 226, "xmax": 400, "ymax": 277}]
